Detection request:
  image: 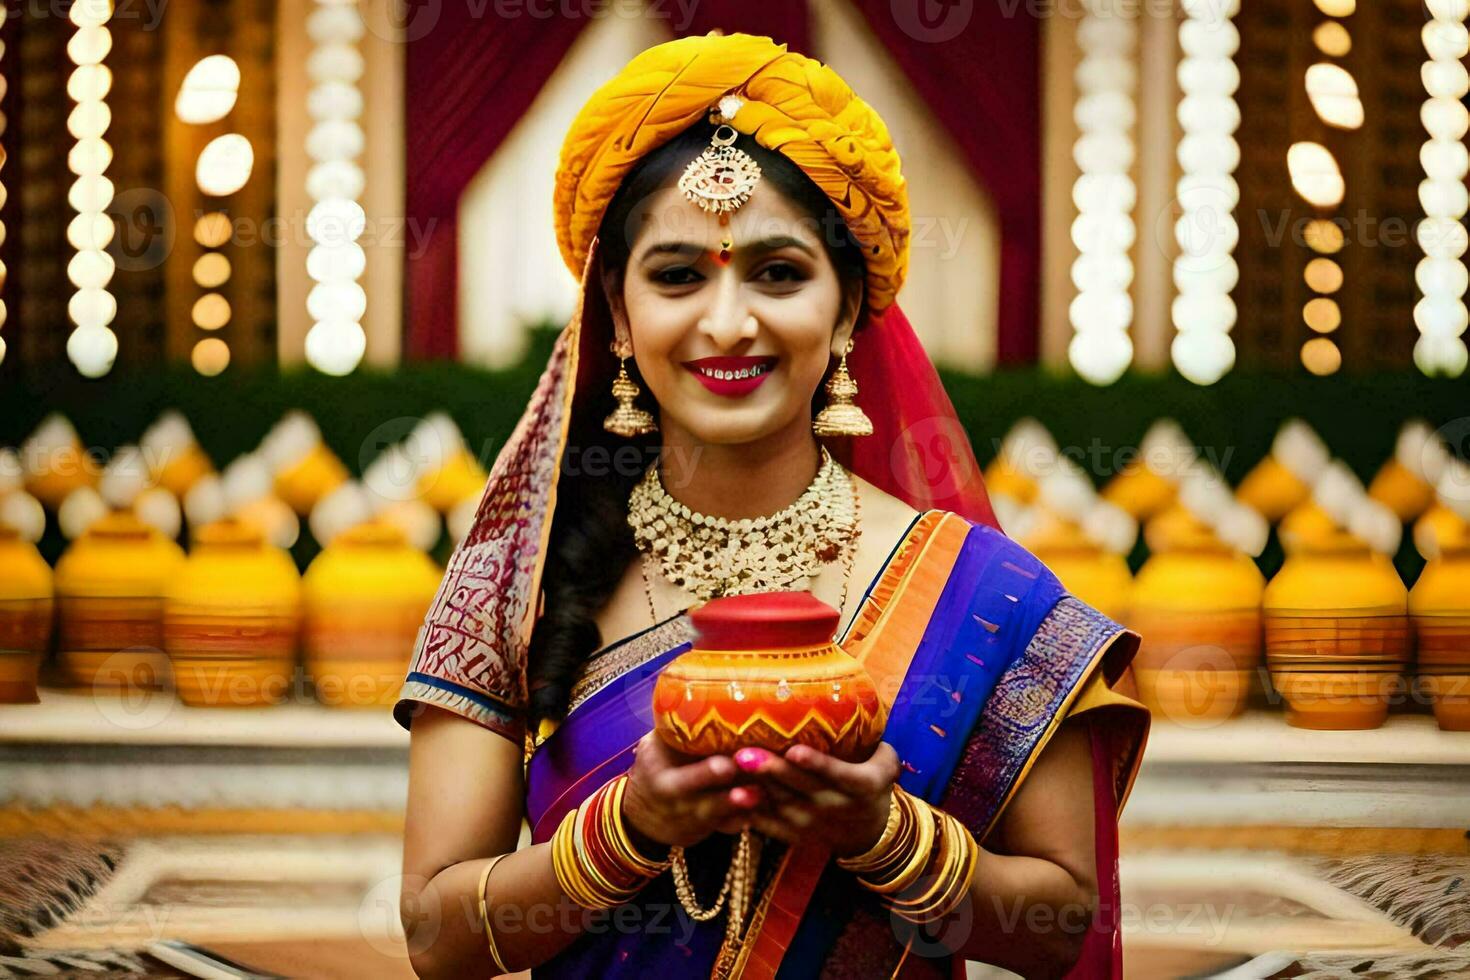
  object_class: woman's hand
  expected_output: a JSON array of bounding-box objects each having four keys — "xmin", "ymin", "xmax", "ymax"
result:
[
  {"xmin": 621, "ymin": 731, "xmax": 765, "ymax": 849},
  {"xmin": 734, "ymin": 741, "xmax": 901, "ymax": 857}
]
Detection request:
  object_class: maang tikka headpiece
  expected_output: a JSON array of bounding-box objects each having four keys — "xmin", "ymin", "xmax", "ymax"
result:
[
  {"xmin": 678, "ymin": 95, "xmax": 762, "ymax": 234},
  {"xmin": 604, "ymin": 97, "xmax": 761, "ymax": 439}
]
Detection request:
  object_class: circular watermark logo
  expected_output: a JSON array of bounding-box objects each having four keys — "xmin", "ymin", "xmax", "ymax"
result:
[
  {"xmin": 359, "ymin": 873, "xmax": 436, "ymax": 959},
  {"xmin": 91, "ymin": 647, "xmax": 177, "ymax": 733},
  {"xmin": 110, "ymin": 187, "xmax": 176, "ymax": 273},
  {"xmin": 890, "ymin": 416, "xmax": 981, "ymax": 504},
  {"xmin": 891, "ymin": 0, "xmax": 974, "ymax": 43},
  {"xmin": 363, "ymin": 0, "xmax": 443, "ymax": 43}
]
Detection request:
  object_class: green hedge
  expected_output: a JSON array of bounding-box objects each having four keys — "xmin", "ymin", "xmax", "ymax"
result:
[{"xmin": 4, "ymin": 339, "xmax": 1467, "ymax": 581}]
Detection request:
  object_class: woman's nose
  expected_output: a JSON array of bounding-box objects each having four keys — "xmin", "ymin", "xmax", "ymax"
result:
[{"xmin": 696, "ymin": 274, "xmax": 759, "ymax": 349}]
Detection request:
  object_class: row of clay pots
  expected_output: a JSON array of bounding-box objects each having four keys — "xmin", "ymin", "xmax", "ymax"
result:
[
  {"xmin": 0, "ymin": 514, "xmax": 439, "ymax": 708},
  {"xmin": 1043, "ymin": 510, "xmax": 1470, "ymax": 731}
]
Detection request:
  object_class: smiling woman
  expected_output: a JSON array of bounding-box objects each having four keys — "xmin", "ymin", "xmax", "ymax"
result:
[{"xmin": 394, "ymin": 32, "xmax": 1147, "ymax": 980}]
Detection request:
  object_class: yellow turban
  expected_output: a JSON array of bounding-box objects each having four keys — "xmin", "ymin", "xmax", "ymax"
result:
[{"xmin": 553, "ymin": 32, "xmax": 911, "ymax": 316}]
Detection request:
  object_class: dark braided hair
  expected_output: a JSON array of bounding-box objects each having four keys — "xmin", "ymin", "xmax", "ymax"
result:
[{"xmin": 526, "ymin": 121, "xmax": 869, "ymax": 729}]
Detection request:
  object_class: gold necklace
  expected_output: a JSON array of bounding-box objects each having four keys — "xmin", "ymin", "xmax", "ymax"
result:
[{"xmin": 628, "ymin": 445, "xmax": 861, "ymax": 616}]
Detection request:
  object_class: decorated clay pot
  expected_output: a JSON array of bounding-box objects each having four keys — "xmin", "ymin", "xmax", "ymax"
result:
[
  {"xmin": 1409, "ymin": 518, "xmax": 1470, "ymax": 731},
  {"xmin": 54, "ymin": 512, "xmax": 185, "ymax": 691},
  {"xmin": 164, "ymin": 519, "xmax": 302, "ymax": 707},
  {"xmin": 303, "ymin": 521, "xmax": 440, "ymax": 707},
  {"xmin": 652, "ymin": 591, "xmax": 886, "ymax": 762},
  {"xmin": 1264, "ymin": 529, "xmax": 1410, "ymax": 731},
  {"xmin": 0, "ymin": 525, "xmax": 55, "ymax": 703},
  {"xmin": 1130, "ymin": 510, "xmax": 1263, "ymax": 724}
]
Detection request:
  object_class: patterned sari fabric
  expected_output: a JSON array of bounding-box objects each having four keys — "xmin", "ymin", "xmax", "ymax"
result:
[{"xmin": 521, "ymin": 512, "xmax": 1148, "ymax": 979}]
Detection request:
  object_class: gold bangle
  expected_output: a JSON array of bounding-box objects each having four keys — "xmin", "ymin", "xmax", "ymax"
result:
[
  {"xmin": 888, "ymin": 810, "xmax": 978, "ymax": 923},
  {"xmin": 606, "ymin": 776, "xmax": 671, "ymax": 876},
  {"xmin": 552, "ymin": 807, "xmax": 601, "ymax": 908},
  {"xmin": 889, "ymin": 816, "xmax": 957, "ymax": 915},
  {"xmin": 835, "ymin": 787, "xmax": 903, "ymax": 873},
  {"xmin": 865, "ymin": 793, "xmax": 935, "ymax": 895},
  {"xmin": 864, "ymin": 791, "xmax": 921, "ymax": 882},
  {"xmin": 552, "ymin": 787, "xmax": 655, "ymax": 910},
  {"xmin": 477, "ymin": 853, "xmax": 513, "ymax": 975}
]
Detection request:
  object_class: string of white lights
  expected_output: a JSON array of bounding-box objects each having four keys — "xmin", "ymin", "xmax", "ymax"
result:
[
  {"xmin": 177, "ymin": 54, "xmax": 245, "ymax": 376},
  {"xmin": 1414, "ymin": 0, "xmax": 1470, "ymax": 377},
  {"xmin": 1068, "ymin": 1, "xmax": 1137, "ymax": 386},
  {"xmin": 1292, "ymin": 0, "xmax": 1359, "ymax": 375},
  {"xmin": 65, "ymin": 0, "xmax": 117, "ymax": 378},
  {"xmin": 303, "ymin": 0, "xmax": 368, "ymax": 377},
  {"xmin": 1171, "ymin": 0, "xmax": 1241, "ymax": 385}
]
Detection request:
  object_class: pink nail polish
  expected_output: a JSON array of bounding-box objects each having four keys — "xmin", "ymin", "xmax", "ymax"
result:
[{"xmin": 735, "ymin": 748, "xmax": 766, "ymax": 772}]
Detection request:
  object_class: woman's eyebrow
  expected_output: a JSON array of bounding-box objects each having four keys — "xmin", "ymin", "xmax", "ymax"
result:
[{"xmin": 637, "ymin": 235, "xmax": 817, "ymax": 263}]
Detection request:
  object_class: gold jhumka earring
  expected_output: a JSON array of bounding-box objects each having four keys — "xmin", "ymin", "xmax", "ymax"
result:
[
  {"xmin": 602, "ymin": 339, "xmax": 658, "ymax": 437},
  {"xmin": 813, "ymin": 338, "xmax": 874, "ymax": 437}
]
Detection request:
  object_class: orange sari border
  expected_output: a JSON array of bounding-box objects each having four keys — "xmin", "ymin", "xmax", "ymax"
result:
[{"xmin": 732, "ymin": 512, "xmax": 990, "ymax": 979}]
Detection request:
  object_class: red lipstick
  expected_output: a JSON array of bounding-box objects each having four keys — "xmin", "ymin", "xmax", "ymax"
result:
[{"xmin": 683, "ymin": 355, "xmax": 778, "ymax": 398}]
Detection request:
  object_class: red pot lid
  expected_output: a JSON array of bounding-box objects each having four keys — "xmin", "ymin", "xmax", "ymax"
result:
[{"xmin": 690, "ymin": 590, "xmax": 840, "ymax": 650}]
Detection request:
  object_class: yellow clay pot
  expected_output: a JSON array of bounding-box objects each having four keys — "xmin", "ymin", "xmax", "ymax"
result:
[
  {"xmin": 1025, "ymin": 517, "xmax": 1132, "ymax": 623},
  {"xmin": 153, "ymin": 442, "xmax": 214, "ymax": 498},
  {"xmin": 165, "ymin": 519, "xmax": 301, "ymax": 707},
  {"xmin": 1236, "ymin": 456, "xmax": 1311, "ymax": 523},
  {"xmin": 1264, "ymin": 530, "xmax": 1410, "ymax": 730},
  {"xmin": 0, "ymin": 526, "xmax": 55, "ymax": 703},
  {"xmin": 1130, "ymin": 510, "xmax": 1264, "ymax": 723},
  {"xmin": 1368, "ymin": 458, "xmax": 1435, "ymax": 523},
  {"xmin": 53, "ymin": 512, "xmax": 184, "ymax": 692},
  {"xmin": 303, "ymin": 521, "xmax": 441, "ymax": 708},
  {"xmin": 416, "ymin": 450, "xmax": 488, "ymax": 513},
  {"xmin": 1409, "ymin": 518, "xmax": 1470, "ymax": 731},
  {"xmin": 1102, "ymin": 464, "xmax": 1177, "ymax": 522},
  {"xmin": 982, "ymin": 457, "xmax": 1039, "ymax": 506}
]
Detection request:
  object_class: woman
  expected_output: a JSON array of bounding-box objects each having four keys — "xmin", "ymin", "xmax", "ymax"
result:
[{"xmin": 396, "ymin": 32, "xmax": 1148, "ymax": 980}]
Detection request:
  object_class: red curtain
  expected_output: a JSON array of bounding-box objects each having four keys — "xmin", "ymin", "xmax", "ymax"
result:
[
  {"xmin": 403, "ymin": 4, "xmax": 588, "ymax": 358},
  {"xmin": 842, "ymin": 0, "xmax": 1042, "ymax": 364}
]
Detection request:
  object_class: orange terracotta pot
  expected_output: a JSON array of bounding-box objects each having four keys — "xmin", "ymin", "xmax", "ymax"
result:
[
  {"xmin": 1271, "ymin": 671, "xmax": 1404, "ymax": 730},
  {"xmin": 1264, "ymin": 530, "xmax": 1410, "ymax": 730},
  {"xmin": 302, "ymin": 521, "xmax": 441, "ymax": 708},
  {"xmin": 652, "ymin": 591, "xmax": 886, "ymax": 762},
  {"xmin": 53, "ymin": 512, "xmax": 185, "ymax": 692},
  {"xmin": 165, "ymin": 519, "xmax": 301, "ymax": 707},
  {"xmin": 1418, "ymin": 675, "xmax": 1470, "ymax": 731},
  {"xmin": 1134, "ymin": 667, "xmax": 1252, "ymax": 725},
  {"xmin": 0, "ymin": 526, "xmax": 55, "ymax": 703}
]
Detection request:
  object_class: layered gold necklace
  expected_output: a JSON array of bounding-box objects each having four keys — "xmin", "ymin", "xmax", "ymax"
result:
[{"xmin": 628, "ymin": 445, "xmax": 861, "ymax": 620}]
